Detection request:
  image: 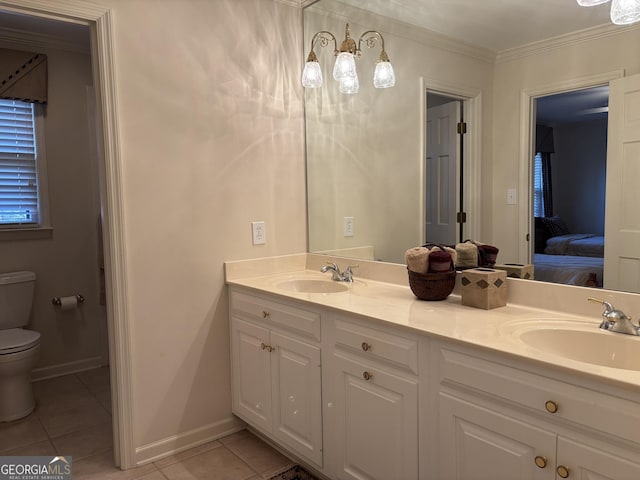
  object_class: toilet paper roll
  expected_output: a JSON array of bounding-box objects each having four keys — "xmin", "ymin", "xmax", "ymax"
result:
[{"xmin": 59, "ymin": 296, "xmax": 78, "ymax": 310}]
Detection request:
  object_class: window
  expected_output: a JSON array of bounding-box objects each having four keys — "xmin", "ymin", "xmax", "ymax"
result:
[
  {"xmin": 533, "ymin": 152, "xmax": 545, "ymax": 218},
  {"xmin": 0, "ymin": 99, "xmax": 44, "ymax": 228}
]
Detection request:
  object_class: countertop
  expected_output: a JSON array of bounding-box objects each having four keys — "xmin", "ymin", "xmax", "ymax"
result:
[{"xmin": 225, "ymin": 254, "xmax": 640, "ymax": 393}]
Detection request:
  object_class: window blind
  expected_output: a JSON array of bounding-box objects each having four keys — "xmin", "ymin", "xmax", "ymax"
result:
[
  {"xmin": 533, "ymin": 152, "xmax": 544, "ymax": 218},
  {"xmin": 0, "ymin": 99, "xmax": 38, "ymax": 225}
]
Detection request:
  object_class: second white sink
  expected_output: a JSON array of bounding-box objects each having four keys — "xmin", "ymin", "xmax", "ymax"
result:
[{"xmin": 501, "ymin": 319, "xmax": 640, "ymax": 371}]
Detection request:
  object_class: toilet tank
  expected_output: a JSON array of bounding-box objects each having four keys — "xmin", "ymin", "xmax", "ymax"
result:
[{"xmin": 0, "ymin": 271, "xmax": 36, "ymax": 329}]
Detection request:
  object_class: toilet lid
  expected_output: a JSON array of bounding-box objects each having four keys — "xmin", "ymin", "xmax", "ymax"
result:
[{"xmin": 0, "ymin": 328, "xmax": 40, "ymax": 354}]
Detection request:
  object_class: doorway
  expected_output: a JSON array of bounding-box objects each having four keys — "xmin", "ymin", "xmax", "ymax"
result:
[
  {"xmin": 0, "ymin": 0, "xmax": 132, "ymax": 469},
  {"xmin": 531, "ymin": 86, "xmax": 608, "ymax": 288}
]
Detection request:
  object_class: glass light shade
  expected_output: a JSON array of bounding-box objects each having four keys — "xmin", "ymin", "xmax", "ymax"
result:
[
  {"xmin": 373, "ymin": 61, "xmax": 396, "ymax": 88},
  {"xmin": 339, "ymin": 75, "xmax": 359, "ymax": 94},
  {"xmin": 333, "ymin": 52, "xmax": 357, "ymax": 80},
  {"xmin": 301, "ymin": 61, "xmax": 323, "ymax": 88},
  {"xmin": 576, "ymin": 0, "xmax": 609, "ymax": 5},
  {"xmin": 610, "ymin": 0, "xmax": 640, "ymax": 24}
]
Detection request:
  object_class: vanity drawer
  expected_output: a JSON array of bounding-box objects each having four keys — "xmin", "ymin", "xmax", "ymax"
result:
[
  {"xmin": 230, "ymin": 290, "xmax": 320, "ymax": 342},
  {"xmin": 332, "ymin": 317, "xmax": 418, "ymax": 375},
  {"xmin": 438, "ymin": 346, "xmax": 640, "ymax": 444}
]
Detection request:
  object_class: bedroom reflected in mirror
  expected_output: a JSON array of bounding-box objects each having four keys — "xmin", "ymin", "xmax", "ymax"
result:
[{"xmin": 532, "ymin": 86, "xmax": 608, "ymax": 289}]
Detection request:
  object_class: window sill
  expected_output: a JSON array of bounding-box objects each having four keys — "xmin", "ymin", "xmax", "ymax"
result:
[{"xmin": 0, "ymin": 227, "xmax": 53, "ymax": 241}]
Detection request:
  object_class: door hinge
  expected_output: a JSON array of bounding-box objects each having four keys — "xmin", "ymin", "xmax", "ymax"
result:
[
  {"xmin": 457, "ymin": 212, "xmax": 467, "ymax": 224},
  {"xmin": 457, "ymin": 122, "xmax": 467, "ymax": 134}
]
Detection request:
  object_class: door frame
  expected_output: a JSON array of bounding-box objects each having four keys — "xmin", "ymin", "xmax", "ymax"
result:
[
  {"xmin": 0, "ymin": 0, "xmax": 134, "ymax": 469},
  {"xmin": 420, "ymin": 77, "xmax": 481, "ymax": 246},
  {"xmin": 517, "ymin": 70, "xmax": 624, "ymax": 263}
]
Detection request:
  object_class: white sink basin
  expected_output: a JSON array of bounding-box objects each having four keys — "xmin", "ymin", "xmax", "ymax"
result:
[
  {"xmin": 501, "ymin": 319, "xmax": 640, "ymax": 371},
  {"xmin": 276, "ymin": 278, "xmax": 349, "ymax": 294}
]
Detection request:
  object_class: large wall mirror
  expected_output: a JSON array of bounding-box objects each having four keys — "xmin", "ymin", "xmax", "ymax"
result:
[{"xmin": 304, "ymin": 0, "xmax": 640, "ymax": 293}]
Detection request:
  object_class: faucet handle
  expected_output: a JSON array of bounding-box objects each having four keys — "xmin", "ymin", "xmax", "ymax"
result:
[{"xmin": 342, "ymin": 264, "xmax": 359, "ymax": 282}]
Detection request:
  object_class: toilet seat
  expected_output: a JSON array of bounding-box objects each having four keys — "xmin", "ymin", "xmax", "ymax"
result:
[{"xmin": 0, "ymin": 328, "xmax": 40, "ymax": 355}]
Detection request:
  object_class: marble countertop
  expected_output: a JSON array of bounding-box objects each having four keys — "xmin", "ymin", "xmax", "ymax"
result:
[{"xmin": 225, "ymin": 254, "xmax": 640, "ymax": 393}]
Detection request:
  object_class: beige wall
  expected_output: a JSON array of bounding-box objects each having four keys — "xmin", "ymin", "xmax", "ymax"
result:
[
  {"xmin": 0, "ymin": 41, "xmax": 108, "ymax": 376},
  {"xmin": 90, "ymin": 0, "xmax": 306, "ymax": 456},
  {"xmin": 492, "ymin": 27, "xmax": 640, "ymax": 262},
  {"xmin": 305, "ymin": 2, "xmax": 494, "ymax": 263}
]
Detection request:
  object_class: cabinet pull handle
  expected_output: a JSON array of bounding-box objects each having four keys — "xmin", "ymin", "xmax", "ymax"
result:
[
  {"xmin": 545, "ymin": 400, "xmax": 559, "ymax": 414},
  {"xmin": 262, "ymin": 311, "xmax": 270, "ymax": 318},
  {"xmin": 260, "ymin": 342, "xmax": 274, "ymax": 352},
  {"xmin": 361, "ymin": 342, "xmax": 371, "ymax": 352},
  {"xmin": 362, "ymin": 371, "xmax": 373, "ymax": 381},
  {"xmin": 534, "ymin": 456, "xmax": 547, "ymax": 469},
  {"xmin": 556, "ymin": 465, "xmax": 570, "ymax": 478}
]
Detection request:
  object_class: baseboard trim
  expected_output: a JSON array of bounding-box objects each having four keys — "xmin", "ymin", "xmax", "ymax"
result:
[
  {"xmin": 32, "ymin": 356, "xmax": 106, "ymax": 381},
  {"xmin": 135, "ymin": 416, "xmax": 247, "ymax": 466}
]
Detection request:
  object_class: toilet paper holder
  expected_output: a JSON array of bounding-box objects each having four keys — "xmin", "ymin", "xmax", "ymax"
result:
[{"xmin": 52, "ymin": 294, "xmax": 85, "ymax": 306}]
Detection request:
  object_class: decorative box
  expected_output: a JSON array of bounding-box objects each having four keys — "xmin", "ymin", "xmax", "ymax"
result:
[
  {"xmin": 460, "ymin": 268, "xmax": 507, "ymax": 310},
  {"xmin": 494, "ymin": 263, "xmax": 534, "ymax": 280}
]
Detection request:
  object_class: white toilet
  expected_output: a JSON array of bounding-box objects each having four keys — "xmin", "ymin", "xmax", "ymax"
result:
[{"xmin": 0, "ymin": 271, "xmax": 40, "ymax": 422}]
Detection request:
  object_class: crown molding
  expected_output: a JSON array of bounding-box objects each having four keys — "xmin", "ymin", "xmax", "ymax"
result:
[
  {"xmin": 275, "ymin": 0, "xmax": 303, "ymax": 7},
  {"xmin": 496, "ymin": 22, "xmax": 640, "ymax": 64},
  {"xmin": 306, "ymin": 0, "xmax": 495, "ymax": 64}
]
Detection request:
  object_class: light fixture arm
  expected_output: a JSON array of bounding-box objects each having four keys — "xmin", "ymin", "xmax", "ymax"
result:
[
  {"xmin": 357, "ymin": 30, "xmax": 390, "ymax": 61},
  {"xmin": 306, "ymin": 30, "xmax": 338, "ymax": 62}
]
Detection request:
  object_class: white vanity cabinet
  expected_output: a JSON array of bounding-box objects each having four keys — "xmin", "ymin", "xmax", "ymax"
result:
[
  {"xmin": 430, "ymin": 341, "xmax": 640, "ymax": 480},
  {"xmin": 323, "ymin": 314, "xmax": 419, "ymax": 480},
  {"xmin": 229, "ymin": 289, "xmax": 323, "ymax": 467}
]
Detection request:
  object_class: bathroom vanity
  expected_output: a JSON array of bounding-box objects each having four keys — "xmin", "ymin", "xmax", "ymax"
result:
[{"xmin": 226, "ymin": 254, "xmax": 640, "ymax": 480}]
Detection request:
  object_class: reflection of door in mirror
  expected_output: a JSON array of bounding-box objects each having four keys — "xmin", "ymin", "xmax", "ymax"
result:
[
  {"xmin": 604, "ymin": 73, "xmax": 640, "ymax": 293},
  {"xmin": 425, "ymin": 93, "xmax": 461, "ymax": 245},
  {"xmin": 426, "ymin": 94, "xmax": 461, "ymax": 246},
  {"xmin": 531, "ymin": 86, "xmax": 608, "ymax": 289}
]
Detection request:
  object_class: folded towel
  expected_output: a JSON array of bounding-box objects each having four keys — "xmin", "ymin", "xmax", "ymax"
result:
[
  {"xmin": 428, "ymin": 249, "xmax": 452, "ymax": 273},
  {"xmin": 405, "ymin": 246, "xmax": 430, "ymax": 273},
  {"xmin": 478, "ymin": 244, "xmax": 499, "ymax": 267},
  {"xmin": 455, "ymin": 242, "xmax": 478, "ymax": 268}
]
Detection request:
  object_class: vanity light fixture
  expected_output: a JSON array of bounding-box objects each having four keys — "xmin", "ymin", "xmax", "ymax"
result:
[
  {"xmin": 301, "ymin": 23, "xmax": 395, "ymax": 93},
  {"xmin": 576, "ymin": 0, "xmax": 640, "ymax": 25}
]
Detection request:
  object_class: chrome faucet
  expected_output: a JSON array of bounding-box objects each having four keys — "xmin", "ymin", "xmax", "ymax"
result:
[
  {"xmin": 588, "ymin": 297, "xmax": 639, "ymax": 336},
  {"xmin": 321, "ymin": 262, "xmax": 358, "ymax": 282}
]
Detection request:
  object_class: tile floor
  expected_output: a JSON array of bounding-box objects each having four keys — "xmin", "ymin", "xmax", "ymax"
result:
[{"xmin": 0, "ymin": 368, "xmax": 296, "ymax": 480}]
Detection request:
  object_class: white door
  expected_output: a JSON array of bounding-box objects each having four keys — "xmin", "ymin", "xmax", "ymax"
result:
[
  {"xmin": 604, "ymin": 73, "xmax": 640, "ymax": 292},
  {"xmin": 426, "ymin": 101, "xmax": 460, "ymax": 245},
  {"xmin": 557, "ymin": 437, "xmax": 640, "ymax": 480},
  {"xmin": 271, "ymin": 331, "xmax": 323, "ymax": 467},
  {"xmin": 438, "ymin": 393, "xmax": 555, "ymax": 480},
  {"xmin": 330, "ymin": 353, "xmax": 418, "ymax": 480},
  {"xmin": 230, "ymin": 318, "xmax": 273, "ymax": 432}
]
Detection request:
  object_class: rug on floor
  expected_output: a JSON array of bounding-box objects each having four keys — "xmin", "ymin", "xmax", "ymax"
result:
[{"xmin": 268, "ymin": 465, "xmax": 319, "ymax": 480}]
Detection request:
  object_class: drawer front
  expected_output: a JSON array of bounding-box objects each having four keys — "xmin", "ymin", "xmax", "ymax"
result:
[
  {"xmin": 439, "ymin": 347, "xmax": 640, "ymax": 444},
  {"xmin": 333, "ymin": 317, "xmax": 419, "ymax": 374},
  {"xmin": 230, "ymin": 290, "xmax": 320, "ymax": 341}
]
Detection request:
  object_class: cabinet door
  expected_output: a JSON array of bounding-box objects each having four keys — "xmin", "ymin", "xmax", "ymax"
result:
[
  {"xmin": 271, "ymin": 331, "xmax": 323, "ymax": 467},
  {"xmin": 438, "ymin": 393, "xmax": 555, "ymax": 480},
  {"xmin": 331, "ymin": 353, "xmax": 418, "ymax": 480},
  {"xmin": 230, "ymin": 317, "xmax": 272, "ymax": 432},
  {"xmin": 557, "ymin": 437, "xmax": 640, "ymax": 480}
]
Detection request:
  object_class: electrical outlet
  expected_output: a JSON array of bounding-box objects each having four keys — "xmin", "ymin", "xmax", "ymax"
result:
[
  {"xmin": 252, "ymin": 221, "xmax": 266, "ymax": 245},
  {"xmin": 343, "ymin": 216, "xmax": 354, "ymax": 237}
]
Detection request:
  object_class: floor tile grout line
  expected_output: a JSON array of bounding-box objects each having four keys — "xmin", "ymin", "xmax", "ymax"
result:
[{"xmin": 219, "ymin": 443, "xmax": 263, "ymax": 478}]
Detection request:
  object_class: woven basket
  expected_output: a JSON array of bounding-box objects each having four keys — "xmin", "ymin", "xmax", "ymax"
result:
[{"xmin": 407, "ymin": 268, "xmax": 456, "ymax": 301}]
